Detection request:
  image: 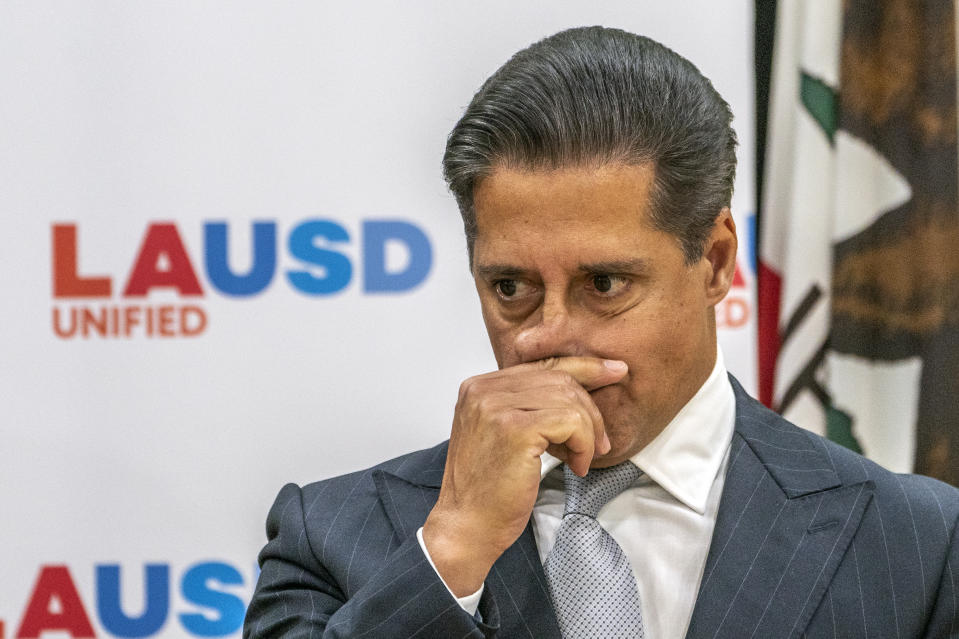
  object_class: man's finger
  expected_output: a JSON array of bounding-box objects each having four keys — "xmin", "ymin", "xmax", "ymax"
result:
[
  {"xmin": 539, "ymin": 356, "xmax": 628, "ymax": 391},
  {"xmin": 478, "ymin": 382, "xmax": 607, "ymax": 451},
  {"xmin": 520, "ymin": 408, "xmax": 596, "ymax": 475}
]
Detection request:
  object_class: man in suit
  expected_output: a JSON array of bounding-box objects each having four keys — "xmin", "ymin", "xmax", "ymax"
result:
[{"xmin": 244, "ymin": 27, "xmax": 959, "ymax": 638}]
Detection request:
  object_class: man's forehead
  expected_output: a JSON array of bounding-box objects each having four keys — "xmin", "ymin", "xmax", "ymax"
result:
[{"xmin": 473, "ymin": 163, "xmax": 656, "ymax": 225}]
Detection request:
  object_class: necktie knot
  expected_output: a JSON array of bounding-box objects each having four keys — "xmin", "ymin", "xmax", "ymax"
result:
[{"xmin": 562, "ymin": 461, "xmax": 642, "ymax": 519}]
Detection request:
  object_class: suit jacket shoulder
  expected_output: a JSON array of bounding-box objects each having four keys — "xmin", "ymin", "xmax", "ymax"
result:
[
  {"xmin": 295, "ymin": 441, "xmax": 448, "ymax": 551},
  {"xmin": 799, "ymin": 413, "xmax": 959, "ymax": 638},
  {"xmin": 689, "ymin": 376, "xmax": 959, "ymax": 639},
  {"xmin": 243, "ymin": 441, "xmax": 504, "ymax": 638}
]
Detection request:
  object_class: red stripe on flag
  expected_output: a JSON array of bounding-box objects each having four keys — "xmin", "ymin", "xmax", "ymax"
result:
[{"xmin": 758, "ymin": 261, "xmax": 782, "ymax": 408}]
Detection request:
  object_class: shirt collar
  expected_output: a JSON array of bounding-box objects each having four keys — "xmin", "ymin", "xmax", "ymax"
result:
[{"xmin": 540, "ymin": 348, "xmax": 735, "ymax": 515}]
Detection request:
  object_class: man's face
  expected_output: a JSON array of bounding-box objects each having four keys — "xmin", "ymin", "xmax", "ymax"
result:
[{"xmin": 471, "ymin": 163, "xmax": 735, "ymax": 465}]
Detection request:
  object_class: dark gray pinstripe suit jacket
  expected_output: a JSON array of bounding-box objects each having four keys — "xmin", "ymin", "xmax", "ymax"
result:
[{"xmin": 244, "ymin": 378, "xmax": 959, "ymax": 638}]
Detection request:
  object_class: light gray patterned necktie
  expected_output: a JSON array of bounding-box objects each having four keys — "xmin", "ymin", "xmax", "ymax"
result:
[{"xmin": 545, "ymin": 461, "xmax": 645, "ymax": 638}]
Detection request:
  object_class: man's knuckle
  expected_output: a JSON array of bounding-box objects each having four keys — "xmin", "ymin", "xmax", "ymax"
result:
[
  {"xmin": 459, "ymin": 376, "xmax": 492, "ymax": 403},
  {"xmin": 559, "ymin": 386, "xmax": 580, "ymax": 402},
  {"xmin": 457, "ymin": 377, "xmax": 475, "ymax": 400},
  {"xmin": 573, "ymin": 411, "xmax": 591, "ymax": 431},
  {"xmin": 475, "ymin": 394, "xmax": 497, "ymax": 415}
]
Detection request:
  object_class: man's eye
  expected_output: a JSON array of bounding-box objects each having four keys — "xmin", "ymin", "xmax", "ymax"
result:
[
  {"xmin": 588, "ymin": 274, "xmax": 628, "ymax": 296},
  {"xmin": 491, "ymin": 278, "xmax": 539, "ymax": 305},
  {"xmin": 495, "ymin": 279, "xmax": 518, "ymax": 297},
  {"xmin": 594, "ymin": 274, "xmax": 612, "ymax": 293}
]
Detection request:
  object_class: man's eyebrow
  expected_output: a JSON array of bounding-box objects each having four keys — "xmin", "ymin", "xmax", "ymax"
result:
[
  {"xmin": 578, "ymin": 259, "xmax": 650, "ymax": 274},
  {"xmin": 475, "ymin": 264, "xmax": 527, "ymax": 279},
  {"xmin": 475, "ymin": 260, "xmax": 651, "ymax": 279}
]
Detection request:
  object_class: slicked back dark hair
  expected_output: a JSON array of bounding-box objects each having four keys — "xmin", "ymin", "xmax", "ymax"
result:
[{"xmin": 442, "ymin": 26, "xmax": 737, "ymax": 265}]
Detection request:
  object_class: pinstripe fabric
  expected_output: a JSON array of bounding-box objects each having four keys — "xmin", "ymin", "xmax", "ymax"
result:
[
  {"xmin": 687, "ymin": 377, "xmax": 959, "ymax": 639},
  {"xmin": 244, "ymin": 376, "xmax": 959, "ymax": 638}
]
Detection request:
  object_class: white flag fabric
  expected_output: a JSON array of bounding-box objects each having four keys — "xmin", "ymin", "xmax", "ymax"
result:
[{"xmin": 760, "ymin": 0, "xmax": 958, "ymax": 486}]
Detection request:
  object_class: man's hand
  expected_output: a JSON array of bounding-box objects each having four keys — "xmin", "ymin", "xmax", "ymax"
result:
[{"xmin": 421, "ymin": 357, "xmax": 628, "ymax": 596}]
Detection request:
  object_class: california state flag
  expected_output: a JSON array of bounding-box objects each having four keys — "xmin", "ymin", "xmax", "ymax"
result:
[{"xmin": 759, "ymin": 0, "xmax": 959, "ymax": 486}]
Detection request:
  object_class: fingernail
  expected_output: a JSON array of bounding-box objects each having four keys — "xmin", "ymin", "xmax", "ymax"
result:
[
  {"xmin": 603, "ymin": 359, "xmax": 627, "ymax": 373},
  {"xmin": 601, "ymin": 432, "xmax": 611, "ymax": 453}
]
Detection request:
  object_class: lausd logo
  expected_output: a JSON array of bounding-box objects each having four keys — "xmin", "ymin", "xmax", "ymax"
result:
[
  {"xmin": 6, "ymin": 561, "xmax": 255, "ymax": 638},
  {"xmin": 51, "ymin": 219, "xmax": 432, "ymax": 339}
]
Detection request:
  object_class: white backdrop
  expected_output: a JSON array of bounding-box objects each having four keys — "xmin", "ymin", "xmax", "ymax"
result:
[{"xmin": 0, "ymin": 3, "xmax": 755, "ymax": 637}]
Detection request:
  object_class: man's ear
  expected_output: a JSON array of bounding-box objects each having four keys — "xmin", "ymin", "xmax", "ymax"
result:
[{"xmin": 703, "ymin": 207, "xmax": 738, "ymax": 305}]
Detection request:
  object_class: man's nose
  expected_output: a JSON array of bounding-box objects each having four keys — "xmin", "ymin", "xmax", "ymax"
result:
[{"xmin": 513, "ymin": 295, "xmax": 583, "ymax": 362}]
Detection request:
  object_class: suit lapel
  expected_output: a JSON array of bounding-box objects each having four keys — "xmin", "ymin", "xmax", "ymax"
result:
[
  {"xmin": 686, "ymin": 378, "xmax": 874, "ymax": 639},
  {"xmin": 373, "ymin": 449, "xmax": 562, "ymax": 638},
  {"xmin": 372, "ymin": 468, "xmax": 440, "ymax": 540},
  {"xmin": 487, "ymin": 522, "xmax": 564, "ymax": 638}
]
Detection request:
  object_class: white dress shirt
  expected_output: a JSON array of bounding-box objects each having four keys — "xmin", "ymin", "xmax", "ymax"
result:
[{"xmin": 419, "ymin": 349, "xmax": 735, "ymax": 639}]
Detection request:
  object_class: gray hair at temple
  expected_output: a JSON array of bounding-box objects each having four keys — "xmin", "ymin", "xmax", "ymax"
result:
[{"xmin": 442, "ymin": 26, "xmax": 737, "ymax": 265}]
